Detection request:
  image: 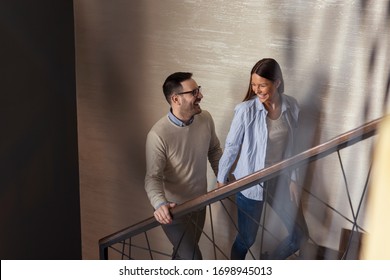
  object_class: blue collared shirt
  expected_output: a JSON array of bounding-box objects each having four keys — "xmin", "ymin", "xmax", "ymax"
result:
[
  {"xmin": 217, "ymin": 95, "xmax": 299, "ymax": 201},
  {"xmin": 168, "ymin": 110, "xmax": 194, "ymax": 127}
]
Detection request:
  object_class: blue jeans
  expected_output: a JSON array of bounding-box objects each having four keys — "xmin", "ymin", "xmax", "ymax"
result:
[
  {"xmin": 231, "ymin": 176, "xmax": 309, "ymax": 260},
  {"xmin": 231, "ymin": 192, "xmax": 264, "ymax": 260}
]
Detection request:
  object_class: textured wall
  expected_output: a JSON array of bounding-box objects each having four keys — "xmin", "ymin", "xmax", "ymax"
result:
[{"xmin": 74, "ymin": 0, "xmax": 390, "ymax": 259}]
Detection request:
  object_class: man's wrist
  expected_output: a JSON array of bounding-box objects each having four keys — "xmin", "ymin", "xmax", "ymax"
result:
[{"xmin": 155, "ymin": 201, "xmax": 169, "ymax": 210}]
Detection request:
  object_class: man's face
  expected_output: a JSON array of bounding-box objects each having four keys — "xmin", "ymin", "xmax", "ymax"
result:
[{"xmin": 176, "ymin": 78, "xmax": 203, "ymax": 118}]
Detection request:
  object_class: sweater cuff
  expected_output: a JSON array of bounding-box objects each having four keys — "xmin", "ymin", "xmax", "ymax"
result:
[{"xmin": 154, "ymin": 201, "xmax": 169, "ymax": 210}]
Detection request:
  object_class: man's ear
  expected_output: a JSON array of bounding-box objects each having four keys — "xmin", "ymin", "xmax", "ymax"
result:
[{"xmin": 171, "ymin": 94, "xmax": 180, "ymax": 105}]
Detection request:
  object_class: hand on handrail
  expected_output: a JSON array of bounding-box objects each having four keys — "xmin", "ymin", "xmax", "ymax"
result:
[
  {"xmin": 154, "ymin": 202, "xmax": 177, "ymax": 224},
  {"xmin": 216, "ymin": 181, "xmax": 227, "ymax": 188}
]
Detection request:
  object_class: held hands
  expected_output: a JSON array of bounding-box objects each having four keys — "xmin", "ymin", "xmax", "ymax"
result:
[
  {"xmin": 154, "ymin": 202, "xmax": 176, "ymax": 224},
  {"xmin": 216, "ymin": 181, "xmax": 226, "ymax": 188}
]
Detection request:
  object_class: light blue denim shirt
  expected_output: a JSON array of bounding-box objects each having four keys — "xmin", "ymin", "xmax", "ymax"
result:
[{"xmin": 217, "ymin": 94, "xmax": 299, "ymax": 201}]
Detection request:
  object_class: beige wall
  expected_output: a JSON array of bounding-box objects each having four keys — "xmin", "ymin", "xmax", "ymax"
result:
[{"xmin": 74, "ymin": 0, "xmax": 390, "ymax": 259}]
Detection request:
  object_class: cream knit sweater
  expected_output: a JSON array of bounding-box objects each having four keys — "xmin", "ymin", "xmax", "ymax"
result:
[{"xmin": 145, "ymin": 110, "xmax": 222, "ymax": 209}]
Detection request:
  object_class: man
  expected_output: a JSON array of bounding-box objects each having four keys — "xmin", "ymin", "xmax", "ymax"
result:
[{"xmin": 144, "ymin": 72, "xmax": 222, "ymax": 259}]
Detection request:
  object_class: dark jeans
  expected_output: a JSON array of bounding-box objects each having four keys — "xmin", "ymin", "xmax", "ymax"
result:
[
  {"xmin": 162, "ymin": 207, "xmax": 206, "ymax": 260},
  {"xmin": 231, "ymin": 175, "xmax": 309, "ymax": 260}
]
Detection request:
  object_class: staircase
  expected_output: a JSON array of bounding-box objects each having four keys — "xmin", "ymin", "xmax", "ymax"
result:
[{"xmin": 99, "ymin": 117, "xmax": 382, "ymax": 260}]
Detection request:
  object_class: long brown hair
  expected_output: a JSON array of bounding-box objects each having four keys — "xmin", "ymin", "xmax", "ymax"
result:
[{"xmin": 243, "ymin": 58, "xmax": 284, "ymax": 101}]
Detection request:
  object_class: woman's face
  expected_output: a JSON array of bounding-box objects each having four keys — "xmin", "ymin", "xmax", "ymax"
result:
[{"xmin": 250, "ymin": 73, "xmax": 280, "ymax": 104}]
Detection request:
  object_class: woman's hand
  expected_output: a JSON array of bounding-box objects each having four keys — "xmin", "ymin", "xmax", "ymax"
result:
[{"xmin": 289, "ymin": 180, "xmax": 300, "ymax": 207}]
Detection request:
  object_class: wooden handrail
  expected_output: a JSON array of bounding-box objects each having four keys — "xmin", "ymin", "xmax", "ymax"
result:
[{"xmin": 99, "ymin": 116, "xmax": 382, "ymax": 259}]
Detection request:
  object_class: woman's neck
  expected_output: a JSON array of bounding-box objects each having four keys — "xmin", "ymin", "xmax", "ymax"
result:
[{"xmin": 264, "ymin": 94, "xmax": 282, "ymax": 120}]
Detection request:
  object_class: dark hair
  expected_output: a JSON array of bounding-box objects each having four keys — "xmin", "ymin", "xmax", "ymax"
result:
[
  {"xmin": 243, "ymin": 58, "xmax": 284, "ymax": 101},
  {"xmin": 162, "ymin": 72, "xmax": 193, "ymax": 104}
]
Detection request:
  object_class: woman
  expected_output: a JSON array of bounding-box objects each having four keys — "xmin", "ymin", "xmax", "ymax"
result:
[{"xmin": 217, "ymin": 58, "xmax": 309, "ymax": 260}]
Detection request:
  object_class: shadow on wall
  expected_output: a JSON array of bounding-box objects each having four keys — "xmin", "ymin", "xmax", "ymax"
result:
[{"xmin": 0, "ymin": 0, "xmax": 81, "ymax": 259}]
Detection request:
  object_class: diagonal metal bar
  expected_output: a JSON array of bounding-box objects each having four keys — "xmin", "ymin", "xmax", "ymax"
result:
[
  {"xmin": 337, "ymin": 150, "xmax": 356, "ymax": 220},
  {"xmin": 171, "ymin": 212, "xmax": 193, "ymax": 259},
  {"xmin": 144, "ymin": 231, "xmax": 153, "ymax": 260},
  {"xmin": 189, "ymin": 207, "xmax": 230, "ymax": 260},
  {"xmin": 341, "ymin": 162, "xmax": 372, "ymax": 259},
  {"xmin": 354, "ymin": 163, "xmax": 372, "ymax": 233},
  {"xmin": 207, "ymin": 205, "xmax": 218, "ymax": 259},
  {"xmin": 121, "ymin": 239, "xmax": 126, "ymax": 260},
  {"xmin": 301, "ymin": 187, "xmax": 365, "ymax": 232},
  {"xmin": 111, "ymin": 242, "xmax": 169, "ymax": 259}
]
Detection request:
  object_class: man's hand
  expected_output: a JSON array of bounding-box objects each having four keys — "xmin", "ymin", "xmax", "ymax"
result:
[
  {"xmin": 154, "ymin": 202, "xmax": 176, "ymax": 224},
  {"xmin": 216, "ymin": 181, "xmax": 226, "ymax": 188}
]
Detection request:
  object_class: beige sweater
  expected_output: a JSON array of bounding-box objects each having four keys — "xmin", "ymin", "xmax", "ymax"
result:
[{"xmin": 144, "ymin": 110, "xmax": 222, "ymax": 209}]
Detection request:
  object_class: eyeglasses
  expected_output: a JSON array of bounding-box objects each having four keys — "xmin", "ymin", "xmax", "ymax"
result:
[{"xmin": 176, "ymin": 86, "xmax": 202, "ymax": 97}]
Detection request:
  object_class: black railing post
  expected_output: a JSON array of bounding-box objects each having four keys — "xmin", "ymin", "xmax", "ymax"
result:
[{"xmin": 99, "ymin": 244, "xmax": 108, "ymax": 260}]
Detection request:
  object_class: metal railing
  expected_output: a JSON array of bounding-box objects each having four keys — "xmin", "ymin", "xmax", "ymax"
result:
[{"xmin": 99, "ymin": 117, "xmax": 382, "ymax": 260}]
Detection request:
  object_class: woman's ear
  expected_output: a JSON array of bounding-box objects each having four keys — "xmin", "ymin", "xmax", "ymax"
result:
[{"xmin": 275, "ymin": 79, "xmax": 281, "ymax": 89}]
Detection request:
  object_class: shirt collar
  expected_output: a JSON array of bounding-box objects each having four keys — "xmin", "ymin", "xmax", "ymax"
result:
[
  {"xmin": 253, "ymin": 94, "xmax": 288, "ymax": 113},
  {"xmin": 168, "ymin": 109, "xmax": 194, "ymax": 127}
]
